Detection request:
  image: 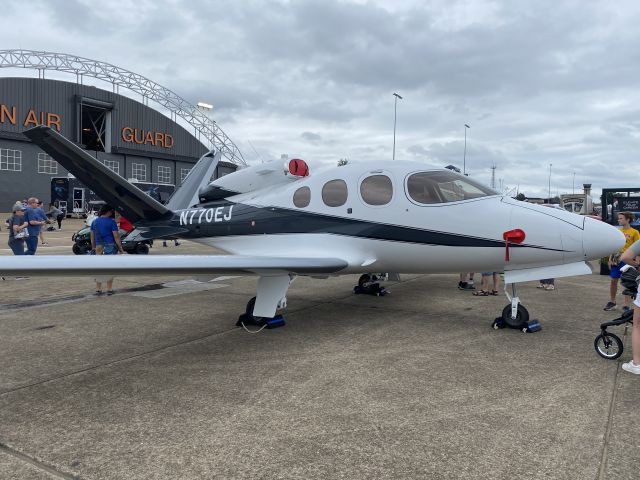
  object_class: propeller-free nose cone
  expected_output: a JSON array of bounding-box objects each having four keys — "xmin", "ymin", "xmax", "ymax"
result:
[{"xmin": 583, "ymin": 217, "xmax": 625, "ymax": 260}]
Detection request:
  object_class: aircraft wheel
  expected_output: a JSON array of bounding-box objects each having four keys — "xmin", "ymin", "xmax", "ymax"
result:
[
  {"xmin": 358, "ymin": 274, "xmax": 371, "ymax": 287},
  {"xmin": 501, "ymin": 304, "xmax": 529, "ymax": 329},
  {"xmin": 135, "ymin": 243, "xmax": 150, "ymax": 255},
  {"xmin": 594, "ymin": 332, "xmax": 623, "ymax": 359}
]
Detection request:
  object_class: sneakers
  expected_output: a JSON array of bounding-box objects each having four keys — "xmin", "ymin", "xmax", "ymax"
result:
[
  {"xmin": 622, "ymin": 360, "xmax": 640, "ymax": 374},
  {"xmin": 41, "ymin": 242, "xmax": 49, "ymax": 246},
  {"xmin": 543, "ymin": 284, "xmax": 555, "ymax": 291},
  {"xmin": 622, "ymin": 306, "xmax": 632, "ymax": 313},
  {"xmin": 536, "ymin": 284, "xmax": 545, "ymax": 289},
  {"xmin": 603, "ymin": 302, "xmax": 617, "ymax": 311}
]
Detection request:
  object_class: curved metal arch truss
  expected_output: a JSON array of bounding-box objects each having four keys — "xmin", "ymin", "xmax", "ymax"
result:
[{"xmin": 0, "ymin": 49, "xmax": 246, "ymax": 166}]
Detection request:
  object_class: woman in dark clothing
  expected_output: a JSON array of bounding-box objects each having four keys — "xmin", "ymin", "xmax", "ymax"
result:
[
  {"xmin": 48, "ymin": 203, "xmax": 65, "ymax": 230},
  {"xmin": 8, "ymin": 204, "xmax": 29, "ymax": 255}
]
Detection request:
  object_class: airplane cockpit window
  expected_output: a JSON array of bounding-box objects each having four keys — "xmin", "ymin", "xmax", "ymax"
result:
[
  {"xmin": 293, "ymin": 186, "xmax": 311, "ymax": 208},
  {"xmin": 360, "ymin": 175, "xmax": 393, "ymax": 206},
  {"xmin": 406, "ymin": 171, "xmax": 497, "ymax": 204},
  {"xmin": 322, "ymin": 179, "xmax": 348, "ymax": 207}
]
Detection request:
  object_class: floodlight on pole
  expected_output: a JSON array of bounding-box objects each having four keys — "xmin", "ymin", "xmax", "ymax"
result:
[
  {"xmin": 463, "ymin": 124, "xmax": 470, "ymax": 175},
  {"xmin": 197, "ymin": 101, "xmax": 213, "ymax": 110},
  {"xmin": 548, "ymin": 163, "xmax": 553, "ymax": 203},
  {"xmin": 392, "ymin": 93, "xmax": 403, "ymax": 161}
]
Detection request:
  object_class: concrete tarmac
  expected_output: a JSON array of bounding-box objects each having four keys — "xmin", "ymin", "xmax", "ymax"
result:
[{"xmin": 0, "ymin": 218, "xmax": 639, "ymax": 479}]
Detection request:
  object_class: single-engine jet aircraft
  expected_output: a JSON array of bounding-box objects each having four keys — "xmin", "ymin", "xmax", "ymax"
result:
[{"xmin": 0, "ymin": 126, "xmax": 624, "ymax": 328}]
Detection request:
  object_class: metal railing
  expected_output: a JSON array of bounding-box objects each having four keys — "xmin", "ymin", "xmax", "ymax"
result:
[{"xmin": 0, "ymin": 49, "xmax": 246, "ymax": 166}]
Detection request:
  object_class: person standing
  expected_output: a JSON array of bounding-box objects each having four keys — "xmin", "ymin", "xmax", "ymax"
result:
[
  {"xmin": 620, "ymin": 240, "xmax": 640, "ymax": 374},
  {"xmin": 7, "ymin": 204, "xmax": 29, "ymax": 255},
  {"xmin": 48, "ymin": 203, "xmax": 65, "ymax": 230},
  {"xmin": 90, "ymin": 204, "xmax": 125, "ymax": 295},
  {"xmin": 473, "ymin": 272, "xmax": 501, "ymax": 296},
  {"xmin": 24, "ymin": 197, "xmax": 47, "ymax": 255},
  {"xmin": 36, "ymin": 200, "xmax": 49, "ymax": 246},
  {"xmin": 604, "ymin": 212, "xmax": 640, "ymax": 311}
]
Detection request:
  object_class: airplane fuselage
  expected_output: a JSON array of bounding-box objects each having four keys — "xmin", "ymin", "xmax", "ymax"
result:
[{"xmin": 144, "ymin": 161, "xmax": 621, "ymax": 276}]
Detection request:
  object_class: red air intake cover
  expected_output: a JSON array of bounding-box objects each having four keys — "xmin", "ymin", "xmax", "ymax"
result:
[{"xmin": 288, "ymin": 159, "xmax": 309, "ymax": 177}]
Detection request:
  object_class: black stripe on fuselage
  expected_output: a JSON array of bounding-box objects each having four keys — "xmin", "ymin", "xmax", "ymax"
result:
[{"xmin": 156, "ymin": 202, "xmax": 566, "ymax": 251}]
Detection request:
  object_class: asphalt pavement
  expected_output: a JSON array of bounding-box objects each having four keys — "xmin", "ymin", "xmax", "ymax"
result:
[{"xmin": 0, "ymin": 217, "xmax": 639, "ymax": 479}]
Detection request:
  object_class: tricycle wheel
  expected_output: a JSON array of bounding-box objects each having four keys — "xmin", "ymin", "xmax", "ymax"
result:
[
  {"xmin": 72, "ymin": 244, "xmax": 82, "ymax": 255},
  {"xmin": 594, "ymin": 332, "xmax": 623, "ymax": 359}
]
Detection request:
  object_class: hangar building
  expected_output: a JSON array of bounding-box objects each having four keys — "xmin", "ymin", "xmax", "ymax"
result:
[{"xmin": 0, "ymin": 50, "xmax": 245, "ymax": 213}]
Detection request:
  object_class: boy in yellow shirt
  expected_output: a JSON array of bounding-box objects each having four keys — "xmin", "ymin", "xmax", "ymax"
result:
[{"xmin": 604, "ymin": 211, "xmax": 640, "ymax": 311}]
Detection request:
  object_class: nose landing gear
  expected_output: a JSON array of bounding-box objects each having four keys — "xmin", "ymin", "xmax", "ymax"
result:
[{"xmin": 491, "ymin": 283, "xmax": 542, "ymax": 333}]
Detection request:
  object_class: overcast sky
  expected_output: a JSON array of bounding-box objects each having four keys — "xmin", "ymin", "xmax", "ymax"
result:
[{"xmin": 2, "ymin": 0, "xmax": 640, "ymax": 200}]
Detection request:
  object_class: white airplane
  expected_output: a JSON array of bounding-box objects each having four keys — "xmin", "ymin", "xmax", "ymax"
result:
[{"xmin": 1, "ymin": 126, "xmax": 624, "ymax": 328}]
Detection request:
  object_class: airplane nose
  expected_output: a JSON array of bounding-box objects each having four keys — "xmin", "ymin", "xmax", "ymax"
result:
[{"xmin": 583, "ymin": 217, "xmax": 625, "ymax": 260}]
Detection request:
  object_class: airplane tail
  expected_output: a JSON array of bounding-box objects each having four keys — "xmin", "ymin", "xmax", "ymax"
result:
[
  {"xmin": 23, "ymin": 126, "xmax": 171, "ymax": 223},
  {"xmin": 165, "ymin": 150, "xmax": 220, "ymax": 210}
]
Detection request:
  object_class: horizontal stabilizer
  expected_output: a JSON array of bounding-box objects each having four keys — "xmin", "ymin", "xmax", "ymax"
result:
[
  {"xmin": 23, "ymin": 126, "xmax": 171, "ymax": 223},
  {"xmin": 504, "ymin": 261, "xmax": 593, "ymax": 284},
  {"xmin": 0, "ymin": 255, "xmax": 348, "ymax": 277}
]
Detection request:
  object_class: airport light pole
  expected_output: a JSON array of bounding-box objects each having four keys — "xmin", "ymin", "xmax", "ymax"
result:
[
  {"xmin": 548, "ymin": 163, "xmax": 553, "ymax": 204},
  {"xmin": 572, "ymin": 171, "xmax": 575, "ymax": 194},
  {"xmin": 463, "ymin": 124, "xmax": 470, "ymax": 175},
  {"xmin": 392, "ymin": 93, "xmax": 402, "ymax": 161}
]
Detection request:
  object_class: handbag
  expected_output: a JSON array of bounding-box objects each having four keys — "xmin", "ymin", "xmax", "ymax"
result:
[{"xmin": 14, "ymin": 228, "xmax": 29, "ymax": 239}]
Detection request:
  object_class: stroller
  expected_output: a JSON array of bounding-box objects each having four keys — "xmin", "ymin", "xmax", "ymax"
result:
[{"xmin": 594, "ymin": 265, "xmax": 638, "ymax": 359}]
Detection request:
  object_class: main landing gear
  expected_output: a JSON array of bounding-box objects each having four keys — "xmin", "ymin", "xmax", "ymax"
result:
[
  {"xmin": 236, "ymin": 296, "xmax": 286, "ymax": 332},
  {"xmin": 491, "ymin": 283, "xmax": 542, "ymax": 333},
  {"xmin": 353, "ymin": 274, "xmax": 389, "ymax": 296}
]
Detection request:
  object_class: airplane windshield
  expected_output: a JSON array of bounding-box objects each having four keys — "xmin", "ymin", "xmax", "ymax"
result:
[{"xmin": 406, "ymin": 171, "xmax": 498, "ymax": 204}]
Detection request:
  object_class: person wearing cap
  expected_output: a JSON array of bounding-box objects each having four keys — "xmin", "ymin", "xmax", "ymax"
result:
[
  {"xmin": 24, "ymin": 197, "xmax": 47, "ymax": 255},
  {"xmin": 7, "ymin": 204, "xmax": 29, "ymax": 255}
]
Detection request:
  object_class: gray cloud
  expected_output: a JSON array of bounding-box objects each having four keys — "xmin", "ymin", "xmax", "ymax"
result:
[
  {"xmin": 301, "ymin": 131, "xmax": 322, "ymax": 144},
  {"xmin": 3, "ymin": 0, "xmax": 640, "ymax": 198}
]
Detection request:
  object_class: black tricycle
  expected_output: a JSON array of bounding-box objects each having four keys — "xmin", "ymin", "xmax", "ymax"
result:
[
  {"xmin": 594, "ymin": 265, "xmax": 637, "ymax": 359},
  {"xmin": 71, "ymin": 226, "xmax": 153, "ymax": 255}
]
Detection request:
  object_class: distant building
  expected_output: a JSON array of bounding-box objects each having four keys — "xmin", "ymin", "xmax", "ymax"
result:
[{"xmin": 0, "ymin": 76, "xmax": 216, "ymax": 211}]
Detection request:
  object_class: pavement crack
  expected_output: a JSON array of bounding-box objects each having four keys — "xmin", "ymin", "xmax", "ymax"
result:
[
  {"xmin": 0, "ymin": 442, "xmax": 78, "ymax": 479},
  {"xmin": 596, "ymin": 324, "xmax": 627, "ymax": 480},
  {"xmin": 0, "ymin": 327, "xmax": 238, "ymax": 398}
]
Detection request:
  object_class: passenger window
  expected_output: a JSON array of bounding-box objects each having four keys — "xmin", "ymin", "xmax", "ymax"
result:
[
  {"xmin": 322, "ymin": 179, "xmax": 348, "ymax": 207},
  {"xmin": 407, "ymin": 171, "xmax": 497, "ymax": 204},
  {"xmin": 293, "ymin": 186, "xmax": 311, "ymax": 208},
  {"xmin": 360, "ymin": 175, "xmax": 393, "ymax": 205}
]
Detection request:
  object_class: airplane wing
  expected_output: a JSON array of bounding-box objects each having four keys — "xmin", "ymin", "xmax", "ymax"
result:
[{"xmin": 0, "ymin": 255, "xmax": 348, "ymax": 277}]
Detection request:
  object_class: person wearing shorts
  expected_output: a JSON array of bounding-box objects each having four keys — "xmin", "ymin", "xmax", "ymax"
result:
[
  {"xmin": 473, "ymin": 272, "xmax": 500, "ymax": 296},
  {"xmin": 90, "ymin": 204, "xmax": 125, "ymax": 296},
  {"xmin": 604, "ymin": 212, "xmax": 640, "ymax": 311},
  {"xmin": 620, "ymin": 240, "xmax": 640, "ymax": 374}
]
